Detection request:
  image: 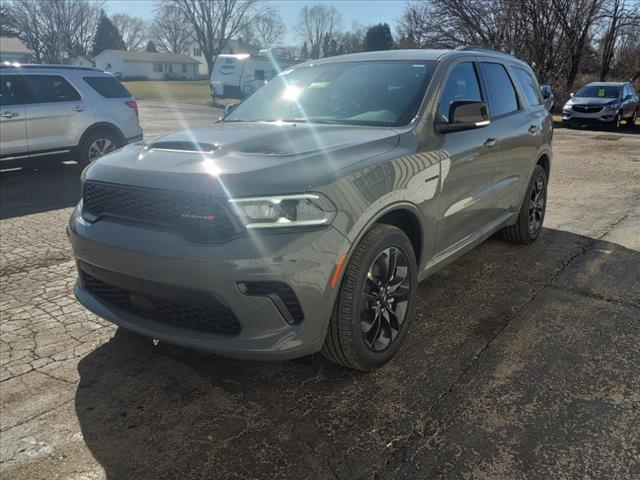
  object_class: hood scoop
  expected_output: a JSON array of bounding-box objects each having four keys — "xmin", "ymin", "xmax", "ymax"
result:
[{"xmin": 146, "ymin": 141, "xmax": 220, "ymax": 154}]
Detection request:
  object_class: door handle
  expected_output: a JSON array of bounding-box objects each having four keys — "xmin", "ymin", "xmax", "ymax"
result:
[
  {"xmin": 483, "ymin": 137, "xmax": 497, "ymax": 148},
  {"xmin": 0, "ymin": 111, "xmax": 18, "ymax": 118},
  {"xmin": 528, "ymin": 124, "xmax": 539, "ymax": 134},
  {"xmin": 72, "ymin": 105, "xmax": 87, "ymax": 112}
]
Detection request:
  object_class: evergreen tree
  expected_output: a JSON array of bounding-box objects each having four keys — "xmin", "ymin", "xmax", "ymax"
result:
[
  {"xmin": 92, "ymin": 11, "xmax": 126, "ymax": 55},
  {"xmin": 145, "ymin": 40, "xmax": 158, "ymax": 52},
  {"xmin": 364, "ymin": 23, "xmax": 393, "ymax": 52}
]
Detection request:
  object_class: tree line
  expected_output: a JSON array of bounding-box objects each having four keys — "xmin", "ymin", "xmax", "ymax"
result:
[{"xmin": 2, "ymin": 0, "xmax": 638, "ymax": 96}]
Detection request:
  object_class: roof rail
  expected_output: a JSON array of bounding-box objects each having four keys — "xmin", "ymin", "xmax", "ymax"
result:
[
  {"xmin": 455, "ymin": 46, "xmax": 514, "ymax": 57},
  {"xmin": 0, "ymin": 63, "xmax": 102, "ymax": 72}
]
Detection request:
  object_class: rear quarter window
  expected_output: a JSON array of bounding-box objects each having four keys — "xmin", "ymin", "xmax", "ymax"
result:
[
  {"xmin": 83, "ymin": 76, "xmax": 132, "ymax": 98},
  {"xmin": 512, "ymin": 67, "xmax": 543, "ymax": 107}
]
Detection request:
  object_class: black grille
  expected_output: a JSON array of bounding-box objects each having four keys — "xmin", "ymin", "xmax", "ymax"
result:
[
  {"xmin": 572, "ymin": 105, "xmax": 602, "ymax": 113},
  {"xmin": 81, "ymin": 270, "xmax": 241, "ymax": 336},
  {"xmin": 82, "ymin": 181, "xmax": 239, "ymax": 243},
  {"xmin": 238, "ymin": 281, "xmax": 304, "ymax": 324}
]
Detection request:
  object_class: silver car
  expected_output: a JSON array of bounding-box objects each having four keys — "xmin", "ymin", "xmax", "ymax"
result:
[
  {"xmin": 0, "ymin": 64, "xmax": 142, "ymax": 167},
  {"xmin": 562, "ymin": 81, "xmax": 639, "ymax": 129},
  {"xmin": 69, "ymin": 48, "xmax": 552, "ymax": 370}
]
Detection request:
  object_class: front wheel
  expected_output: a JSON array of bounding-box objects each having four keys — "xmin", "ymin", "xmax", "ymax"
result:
[
  {"xmin": 322, "ymin": 224, "xmax": 417, "ymax": 371},
  {"xmin": 78, "ymin": 129, "xmax": 121, "ymax": 167},
  {"xmin": 502, "ymin": 165, "xmax": 548, "ymax": 244}
]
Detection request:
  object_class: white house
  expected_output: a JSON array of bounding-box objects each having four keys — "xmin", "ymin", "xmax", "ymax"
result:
[
  {"xmin": 93, "ymin": 50, "xmax": 200, "ymax": 80},
  {"xmin": 0, "ymin": 37, "xmax": 34, "ymax": 64},
  {"xmin": 66, "ymin": 55, "xmax": 94, "ymax": 68}
]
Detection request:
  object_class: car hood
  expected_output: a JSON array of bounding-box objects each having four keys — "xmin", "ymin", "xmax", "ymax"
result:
[
  {"xmin": 85, "ymin": 121, "xmax": 400, "ymax": 197},
  {"xmin": 570, "ymin": 96, "xmax": 618, "ymax": 106}
]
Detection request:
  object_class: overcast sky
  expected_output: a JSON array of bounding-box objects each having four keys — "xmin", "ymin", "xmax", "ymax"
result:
[{"xmin": 105, "ymin": 0, "xmax": 406, "ymax": 45}]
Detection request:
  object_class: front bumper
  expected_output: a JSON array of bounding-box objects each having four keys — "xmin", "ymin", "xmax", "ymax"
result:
[
  {"xmin": 68, "ymin": 204, "xmax": 351, "ymax": 360},
  {"xmin": 562, "ymin": 108, "xmax": 617, "ymax": 124}
]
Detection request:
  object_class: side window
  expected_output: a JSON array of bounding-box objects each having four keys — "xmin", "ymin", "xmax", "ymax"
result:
[
  {"xmin": 480, "ymin": 62, "xmax": 519, "ymax": 117},
  {"xmin": 255, "ymin": 69, "xmax": 265, "ymax": 81},
  {"xmin": 513, "ymin": 67, "xmax": 542, "ymax": 106},
  {"xmin": 437, "ymin": 62, "xmax": 482, "ymax": 122},
  {"xmin": 0, "ymin": 76, "xmax": 16, "ymax": 106},
  {"xmin": 22, "ymin": 75, "xmax": 81, "ymax": 104}
]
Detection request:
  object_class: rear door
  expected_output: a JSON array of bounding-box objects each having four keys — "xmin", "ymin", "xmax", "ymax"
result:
[
  {"xmin": 22, "ymin": 74, "xmax": 93, "ymax": 153},
  {"xmin": 0, "ymin": 74, "xmax": 28, "ymax": 158},
  {"xmin": 479, "ymin": 61, "xmax": 542, "ymax": 217}
]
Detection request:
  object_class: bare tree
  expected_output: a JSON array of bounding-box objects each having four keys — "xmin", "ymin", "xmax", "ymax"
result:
[
  {"xmin": 171, "ymin": 0, "xmax": 257, "ymax": 75},
  {"xmin": 598, "ymin": 0, "xmax": 640, "ymax": 80},
  {"xmin": 151, "ymin": 3, "xmax": 192, "ymax": 54},
  {"xmin": 296, "ymin": 4, "xmax": 342, "ymax": 59},
  {"xmin": 7, "ymin": 0, "xmax": 103, "ymax": 63},
  {"xmin": 252, "ymin": 5, "xmax": 286, "ymax": 49},
  {"xmin": 112, "ymin": 13, "xmax": 148, "ymax": 51}
]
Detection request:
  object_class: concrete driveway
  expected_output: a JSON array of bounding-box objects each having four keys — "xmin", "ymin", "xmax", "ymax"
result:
[{"xmin": 1, "ymin": 102, "xmax": 639, "ymax": 480}]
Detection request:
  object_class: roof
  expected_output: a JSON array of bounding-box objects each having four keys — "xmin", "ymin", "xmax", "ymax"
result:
[
  {"xmin": 0, "ymin": 37, "xmax": 33, "ymax": 54},
  {"xmin": 0, "ymin": 64, "xmax": 103, "ymax": 72},
  {"xmin": 305, "ymin": 48, "xmax": 530, "ymax": 69},
  {"xmin": 584, "ymin": 81, "xmax": 626, "ymax": 86},
  {"xmin": 95, "ymin": 50, "xmax": 200, "ymax": 64}
]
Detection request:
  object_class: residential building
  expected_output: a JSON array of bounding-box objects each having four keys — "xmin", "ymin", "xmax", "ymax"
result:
[{"xmin": 93, "ymin": 50, "xmax": 200, "ymax": 80}]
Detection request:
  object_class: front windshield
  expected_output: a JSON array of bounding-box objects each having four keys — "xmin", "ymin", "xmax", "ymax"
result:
[
  {"xmin": 575, "ymin": 85, "xmax": 620, "ymax": 99},
  {"xmin": 224, "ymin": 60, "xmax": 437, "ymax": 127}
]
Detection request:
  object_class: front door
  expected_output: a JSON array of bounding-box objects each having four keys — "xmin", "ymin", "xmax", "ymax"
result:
[
  {"xmin": 22, "ymin": 74, "xmax": 92, "ymax": 153},
  {"xmin": 433, "ymin": 59, "xmax": 504, "ymax": 254}
]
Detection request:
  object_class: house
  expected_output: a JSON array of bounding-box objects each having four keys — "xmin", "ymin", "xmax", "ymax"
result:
[
  {"xmin": 93, "ymin": 50, "xmax": 200, "ymax": 80},
  {"xmin": 0, "ymin": 36, "xmax": 34, "ymax": 64},
  {"xmin": 187, "ymin": 38, "xmax": 258, "ymax": 78},
  {"xmin": 66, "ymin": 55, "xmax": 94, "ymax": 68}
]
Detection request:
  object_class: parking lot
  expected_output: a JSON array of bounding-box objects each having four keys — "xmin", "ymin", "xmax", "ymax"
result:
[{"xmin": 1, "ymin": 102, "xmax": 639, "ymax": 480}]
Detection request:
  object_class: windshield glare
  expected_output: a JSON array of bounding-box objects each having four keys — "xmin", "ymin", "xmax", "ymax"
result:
[
  {"xmin": 224, "ymin": 60, "xmax": 437, "ymax": 127},
  {"xmin": 576, "ymin": 85, "xmax": 620, "ymax": 99}
]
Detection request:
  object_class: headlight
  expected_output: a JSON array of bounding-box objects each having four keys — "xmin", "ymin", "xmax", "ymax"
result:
[
  {"xmin": 604, "ymin": 101, "xmax": 620, "ymax": 110},
  {"xmin": 229, "ymin": 193, "xmax": 336, "ymax": 229},
  {"xmin": 563, "ymin": 100, "xmax": 573, "ymax": 109}
]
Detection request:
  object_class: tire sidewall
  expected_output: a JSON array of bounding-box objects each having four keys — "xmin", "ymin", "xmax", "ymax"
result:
[
  {"xmin": 524, "ymin": 165, "xmax": 548, "ymax": 242},
  {"xmin": 79, "ymin": 130, "xmax": 121, "ymax": 166},
  {"xmin": 341, "ymin": 227, "xmax": 418, "ymax": 369}
]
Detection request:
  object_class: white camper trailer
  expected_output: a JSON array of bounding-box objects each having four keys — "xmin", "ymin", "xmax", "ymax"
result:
[{"xmin": 210, "ymin": 54, "xmax": 296, "ymax": 98}]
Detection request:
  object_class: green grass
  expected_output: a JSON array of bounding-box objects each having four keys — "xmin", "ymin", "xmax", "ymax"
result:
[{"xmin": 122, "ymin": 80, "xmax": 215, "ymax": 105}]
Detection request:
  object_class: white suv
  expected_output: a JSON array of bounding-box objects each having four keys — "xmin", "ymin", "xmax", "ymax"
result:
[{"xmin": 0, "ymin": 64, "xmax": 143, "ymax": 167}]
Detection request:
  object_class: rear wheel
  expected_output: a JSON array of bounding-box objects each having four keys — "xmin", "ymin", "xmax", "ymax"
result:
[
  {"xmin": 78, "ymin": 129, "xmax": 121, "ymax": 166},
  {"xmin": 502, "ymin": 165, "xmax": 547, "ymax": 244},
  {"xmin": 322, "ymin": 224, "xmax": 417, "ymax": 371}
]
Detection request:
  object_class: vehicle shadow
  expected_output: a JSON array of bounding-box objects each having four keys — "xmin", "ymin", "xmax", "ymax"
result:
[
  {"xmin": 73, "ymin": 228, "xmax": 640, "ymax": 479},
  {"xmin": 0, "ymin": 161, "xmax": 82, "ymax": 220}
]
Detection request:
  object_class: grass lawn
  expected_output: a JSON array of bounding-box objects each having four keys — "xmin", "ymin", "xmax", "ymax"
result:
[{"xmin": 122, "ymin": 80, "xmax": 237, "ymax": 107}]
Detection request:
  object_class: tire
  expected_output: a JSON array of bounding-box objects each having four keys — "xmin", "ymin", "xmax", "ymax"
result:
[
  {"xmin": 502, "ymin": 165, "xmax": 548, "ymax": 245},
  {"xmin": 626, "ymin": 109, "xmax": 638, "ymax": 129},
  {"xmin": 613, "ymin": 111, "xmax": 622, "ymax": 130},
  {"xmin": 77, "ymin": 129, "xmax": 122, "ymax": 167},
  {"xmin": 321, "ymin": 224, "xmax": 417, "ymax": 371}
]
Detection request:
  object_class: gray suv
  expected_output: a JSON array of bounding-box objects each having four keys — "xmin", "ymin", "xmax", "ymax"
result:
[
  {"xmin": 69, "ymin": 47, "xmax": 552, "ymax": 370},
  {"xmin": 562, "ymin": 81, "xmax": 639, "ymax": 129},
  {"xmin": 0, "ymin": 65, "xmax": 142, "ymax": 167}
]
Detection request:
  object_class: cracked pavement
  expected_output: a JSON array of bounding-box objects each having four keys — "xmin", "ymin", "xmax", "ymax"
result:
[{"xmin": 1, "ymin": 103, "xmax": 639, "ymax": 479}]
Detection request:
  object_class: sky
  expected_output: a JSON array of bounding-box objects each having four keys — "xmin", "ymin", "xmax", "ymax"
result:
[{"xmin": 105, "ymin": 0, "xmax": 406, "ymax": 45}]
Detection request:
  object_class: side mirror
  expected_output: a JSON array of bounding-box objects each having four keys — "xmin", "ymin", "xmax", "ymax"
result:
[
  {"xmin": 224, "ymin": 103, "xmax": 236, "ymax": 116},
  {"xmin": 542, "ymin": 90, "xmax": 551, "ymax": 99},
  {"xmin": 624, "ymin": 94, "xmax": 633, "ymax": 100},
  {"xmin": 569, "ymin": 92, "xmax": 574, "ymax": 98},
  {"xmin": 436, "ymin": 100, "xmax": 490, "ymax": 134}
]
